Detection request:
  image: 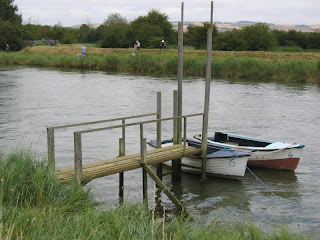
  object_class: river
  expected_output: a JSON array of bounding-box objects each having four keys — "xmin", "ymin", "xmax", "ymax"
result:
[{"xmin": 0, "ymin": 66, "xmax": 319, "ymax": 234}]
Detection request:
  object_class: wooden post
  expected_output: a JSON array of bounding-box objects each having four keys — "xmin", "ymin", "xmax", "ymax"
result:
[
  {"xmin": 177, "ymin": 2, "xmax": 184, "ymax": 146},
  {"xmin": 172, "ymin": 90, "xmax": 180, "ymax": 178},
  {"xmin": 119, "ymin": 138, "xmax": 125, "ymax": 204},
  {"xmin": 201, "ymin": 1, "xmax": 214, "ymax": 182},
  {"xmin": 47, "ymin": 127, "xmax": 55, "ymax": 170},
  {"xmin": 140, "ymin": 124, "xmax": 148, "ymax": 205},
  {"xmin": 156, "ymin": 92, "xmax": 162, "ymax": 179},
  {"xmin": 122, "ymin": 118, "xmax": 126, "ymax": 152},
  {"xmin": 74, "ymin": 132, "xmax": 83, "ymax": 182},
  {"xmin": 183, "ymin": 117, "xmax": 187, "ymax": 155}
]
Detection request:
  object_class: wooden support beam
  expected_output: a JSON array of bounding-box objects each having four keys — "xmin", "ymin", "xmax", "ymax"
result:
[
  {"xmin": 143, "ymin": 164, "xmax": 184, "ymax": 211},
  {"xmin": 172, "ymin": 90, "xmax": 181, "ymax": 179},
  {"xmin": 47, "ymin": 127, "xmax": 55, "ymax": 170},
  {"xmin": 74, "ymin": 132, "xmax": 83, "ymax": 182},
  {"xmin": 119, "ymin": 138, "xmax": 125, "ymax": 204},
  {"xmin": 183, "ymin": 117, "xmax": 187, "ymax": 155},
  {"xmin": 140, "ymin": 125, "xmax": 148, "ymax": 205},
  {"xmin": 156, "ymin": 91, "xmax": 162, "ymax": 180}
]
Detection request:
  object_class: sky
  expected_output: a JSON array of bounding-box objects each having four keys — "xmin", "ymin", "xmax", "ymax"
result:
[{"xmin": 14, "ymin": 0, "xmax": 320, "ymax": 27}]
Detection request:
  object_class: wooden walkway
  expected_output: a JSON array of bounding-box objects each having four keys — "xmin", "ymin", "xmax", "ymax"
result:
[{"xmin": 56, "ymin": 144, "xmax": 202, "ymax": 182}]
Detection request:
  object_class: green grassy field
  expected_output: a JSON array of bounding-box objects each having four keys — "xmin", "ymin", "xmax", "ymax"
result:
[
  {"xmin": 0, "ymin": 148, "xmax": 316, "ymax": 239},
  {"xmin": 1, "ymin": 45, "xmax": 320, "ymax": 84}
]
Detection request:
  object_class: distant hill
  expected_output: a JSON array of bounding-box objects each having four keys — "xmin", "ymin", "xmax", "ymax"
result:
[
  {"xmin": 71, "ymin": 21, "xmax": 320, "ymax": 33},
  {"xmin": 171, "ymin": 21, "xmax": 320, "ymax": 32}
]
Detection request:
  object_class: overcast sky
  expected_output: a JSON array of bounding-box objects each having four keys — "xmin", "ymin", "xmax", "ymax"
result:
[{"xmin": 14, "ymin": 0, "xmax": 320, "ymax": 26}]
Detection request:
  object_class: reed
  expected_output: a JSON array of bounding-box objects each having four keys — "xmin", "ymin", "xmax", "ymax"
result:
[
  {"xmin": 1, "ymin": 46, "xmax": 319, "ymax": 83},
  {"xmin": 0, "ymin": 148, "xmax": 315, "ymax": 239}
]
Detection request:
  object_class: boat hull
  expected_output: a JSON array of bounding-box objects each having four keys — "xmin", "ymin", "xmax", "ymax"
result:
[
  {"xmin": 247, "ymin": 147, "xmax": 303, "ymax": 170},
  {"xmin": 178, "ymin": 155, "xmax": 249, "ymax": 180},
  {"xmin": 148, "ymin": 139, "xmax": 249, "ymax": 180}
]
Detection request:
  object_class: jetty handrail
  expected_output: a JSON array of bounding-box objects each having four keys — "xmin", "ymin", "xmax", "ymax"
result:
[
  {"xmin": 47, "ymin": 112, "xmax": 158, "ymax": 130},
  {"xmin": 73, "ymin": 112, "xmax": 204, "ymax": 181},
  {"xmin": 75, "ymin": 112, "xmax": 204, "ymax": 134},
  {"xmin": 47, "ymin": 112, "xmax": 158, "ymax": 171}
]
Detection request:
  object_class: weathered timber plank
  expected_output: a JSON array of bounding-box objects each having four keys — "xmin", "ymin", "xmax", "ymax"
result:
[
  {"xmin": 56, "ymin": 144, "xmax": 183, "ymax": 174},
  {"xmin": 56, "ymin": 145, "xmax": 201, "ymax": 181}
]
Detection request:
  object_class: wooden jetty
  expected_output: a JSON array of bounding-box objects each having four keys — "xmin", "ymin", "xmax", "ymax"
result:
[
  {"xmin": 56, "ymin": 144, "xmax": 201, "ymax": 183},
  {"xmin": 47, "ymin": 1, "xmax": 214, "ymax": 212},
  {"xmin": 47, "ymin": 91, "xmax": 205, "ymax": 211}
]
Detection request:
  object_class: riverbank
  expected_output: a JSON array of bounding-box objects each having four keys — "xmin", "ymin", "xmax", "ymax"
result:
[
  {"xmin": 0, "ymin": 149, "xmax": 315, "ymax": 239},
  {"xmin": 0, "ymin": 45, "xmax": 319, "ymax": 84}
]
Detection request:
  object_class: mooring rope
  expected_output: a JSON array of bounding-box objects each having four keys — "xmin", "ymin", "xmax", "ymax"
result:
[{"xmin": 245, "ymin": 166, "xmax": 275, "ymax": 196}]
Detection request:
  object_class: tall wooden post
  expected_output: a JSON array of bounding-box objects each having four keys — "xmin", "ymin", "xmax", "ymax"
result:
[
  {"xmin": 119, "ymin": 138, "xmax": 125, "ymax": 204},
  {"xmin": 156, "ymin": 92, "xmax": 162, "ymax": 179},
  {"xmin": 47, "ymin": 127, "xmax": 55, "ymax": 170},
  {"xmin": 177, "ymin": 2, "xmax": 184, "ymax": 145},
  {"xmin": 140, "ymin": 124, "xmax": 148, "ymax": 204},
  {"xmin": 201, "ymin": 1, "xmax": 214, "ymax": 182},
  {"xmin": 74, "ymin": 132, "xmax": 83, "ymax": 182}
]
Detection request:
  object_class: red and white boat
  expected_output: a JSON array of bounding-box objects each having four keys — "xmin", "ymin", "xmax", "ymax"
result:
[{"xmin": 194, "ymin": 132, "xmax": 305, "ymax": 171}]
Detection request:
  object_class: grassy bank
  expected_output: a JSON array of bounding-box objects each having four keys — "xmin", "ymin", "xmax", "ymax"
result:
[
  {"xmin": 0, "ymin": 149, "xmax": 315, "ymax": 239},
  {"xmin": 1, "ymin": 45, "xmax": 319, "ymax": 84}
]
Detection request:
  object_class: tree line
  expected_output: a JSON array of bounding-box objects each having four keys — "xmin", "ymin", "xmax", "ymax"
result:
[{"xmin": 1, "ymin": 0, "xmax": 320, "ymax": 51}]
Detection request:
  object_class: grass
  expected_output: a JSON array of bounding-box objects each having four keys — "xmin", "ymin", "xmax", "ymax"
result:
[
  {"xmin": 0, "ymin": 148, "xmax": 317, "ymax": 239},
  {"xmin": 0, "ymin": 45, "xmax": 320, "ymax": 83}
]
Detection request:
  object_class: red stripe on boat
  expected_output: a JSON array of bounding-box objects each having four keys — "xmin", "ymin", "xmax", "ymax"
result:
[{"xmin": 247, "ymin": 158, "xmax": 300, "ymax": 171}]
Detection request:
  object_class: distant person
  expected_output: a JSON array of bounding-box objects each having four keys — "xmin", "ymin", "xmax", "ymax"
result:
[
  {"xmin": 136, "ymin": 40, "xmax": 140, "ymax": 50},
  {"xmin": 132, "ymin": 43, "xmax": 137, "ymax": 56},
  {"xmin": 77, "ymin": 45, "xmax": 86, "ymax": 57},
  {"xmin": 160, "ymin": 40, "xmax": 166, "ymax": 50},
  {"xmin": 49, "ymin": 38, "xmax": 54, "ymax": 46},
  {"xmin": 6, "ymin": 43, "xmax": 10, "ymax": 53}
]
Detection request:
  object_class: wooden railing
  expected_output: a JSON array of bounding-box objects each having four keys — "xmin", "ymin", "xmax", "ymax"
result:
[{"xmin": 72, "ymin": 112, "xmax": 204, "ymax": 180}]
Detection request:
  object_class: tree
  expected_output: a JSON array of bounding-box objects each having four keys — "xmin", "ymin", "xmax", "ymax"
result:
[
  {"xmin": 0, "ymin": 0, "xmax": 22, "ymax": 50},
  {"xmin": 78, "ymin": 24, "xmax": 94, "ymax": 43},
  {"xmin": 0, "ymin": 0, "xmax": 21, "ymax": 23},
  {"xmin": 127, "ymin": 9, "xmax": 176, "ymax": 48},
  {"xmin": 184, "ymin": 22, "xmax": 218, "ymax": 49},
  {"xmin": 307, "ymin": 32, "xmax": 320, "ymax": 49},
  {"xmin": 271, "ymin": 29, "xmax": 288, "ymax": 47},
  {"xmin": 286, "ymin": 30, "xmax": 307, "ymax": 49},
  {"xmin": 99, "ymin": 13, "xmax": 129, "ymax": 48},
  {"xmin": 214, "ymin": 29, "xmax": 246, "ymax": 51},
  {"xmin": 241, "ymin": 23, "xmax": 278, "ymax": 51}
]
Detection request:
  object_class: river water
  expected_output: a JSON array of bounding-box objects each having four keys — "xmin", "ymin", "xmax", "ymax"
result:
[{"xmin": 0, "ymin": 66, "xmax": 319, "ymax": 234}]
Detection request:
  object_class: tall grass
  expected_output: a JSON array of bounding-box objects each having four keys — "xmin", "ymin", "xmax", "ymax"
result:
[
  {"xmin": 1, "ymin": 48, "xmax": 319, "ymax": 84},
  {"xmin": 0, "ymin": 148, "xmax": 316, "ymax": 239}
]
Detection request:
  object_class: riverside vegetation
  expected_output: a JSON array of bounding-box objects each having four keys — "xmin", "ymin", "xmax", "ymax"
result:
[
  {"xmin": 0, "ymin": 45, "xmax": 320, "ymax": 84},
  {"xmin": 0, "ymin": 148, "xmax": 315, "ymax": 239}
]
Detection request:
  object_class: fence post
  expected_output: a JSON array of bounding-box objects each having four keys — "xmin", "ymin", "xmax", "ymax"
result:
[
  {"xmin": 156, "ymin": 91, "xmax": 162, "ymax": 179},
  {"xmin": 47, "ymin": 127, "xmax": 55, "ymax": 170},
  {"xmin": 74, "ymin": 132, "xmax": 83, "ymax": 182},
  {"xmin": 119, "ymin": 138, "xmax": 125, "ymax": 204},
  {"xmin": 140, "ymin": 124, "xmax": 148, "ymax": 205}
]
